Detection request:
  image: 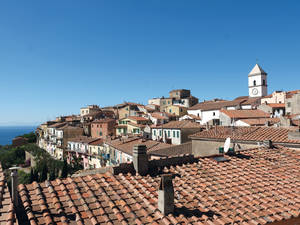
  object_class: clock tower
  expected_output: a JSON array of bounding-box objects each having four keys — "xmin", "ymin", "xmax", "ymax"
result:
[{"xmin": 248, "ymin": 64, "xmax": 268, "ymax": 98}]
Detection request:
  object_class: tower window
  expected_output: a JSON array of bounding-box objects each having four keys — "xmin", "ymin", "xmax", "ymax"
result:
[
  {"xmin": 263, "ymin": 80, "xmax": 266, "ymax": 86},
  {"xmin": 253, "ymin": 80, "xmax": 256, "ymax": 86}
]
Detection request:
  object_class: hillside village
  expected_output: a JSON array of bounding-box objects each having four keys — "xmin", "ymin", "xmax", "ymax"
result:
[
  {"xmin": 1, "ymin": 64, "xmax": 300, "ymax": 224},
  {"xmin": 34, "ymin": 64, "xmax": 300, "ymax": 170}
]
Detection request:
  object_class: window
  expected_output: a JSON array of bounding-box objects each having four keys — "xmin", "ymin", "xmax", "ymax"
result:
[
  {"xmin": 159, "ymin": 130, "xmax": 162, "ymax": 136},
  {"xmin": 177, "ymin": 131, "xmax": 180, "ymax": 138},
  {"xmin": 253, "ymin": 80, "xmax": 256, "ymax": 86},
  {"xmin": 176, "ymin": 92, "xmax": 179, "ymax": 95},
  {"xmin": 173, "ymin": 131, "xmax": 175, "ymax": 137},
  {"xmin": 168, "ymin": 130, "xmax": 170, "ymax": 137},
  {"xmin": 213, "ymin": 112, "xmax": 216, "ymax": 116},
  {"xmin": 99, "ymin": 131, "xmax": 102, "ymax": 136},
  {"xmin": 263, "ymin": 80, "xmax": 266, "ymax": 86},
  {"xmin": 287, "ymin": 102, "xmax": 291, "ymax": 107},
  {"xmin": 168, "ymin": 101, "xmax": 170, "ymax": 104},
  {"xmin": 154, "ymin": 130, "xmax": 156, "ymax": 136},
  {"xmin": 169, "ymin": 109, "xmax": 172, "ymax": 113},
  {"xmin": 180, "ymin": 108, "xmax": 183, "ymax": 112},
  {"xmin": 163, "ymin": 101, "xmax": 166, "ymax": 105}
]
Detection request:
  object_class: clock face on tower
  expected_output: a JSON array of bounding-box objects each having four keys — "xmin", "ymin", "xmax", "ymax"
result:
[{"xmin": 252, "ymin": 88, "xmax": 258, "ymax": 95}]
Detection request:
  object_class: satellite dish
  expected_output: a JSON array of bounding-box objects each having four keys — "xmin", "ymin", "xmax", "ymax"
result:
[{"xmin": 224, "ymin": 137, "xmax": 231, "ymax": 153}]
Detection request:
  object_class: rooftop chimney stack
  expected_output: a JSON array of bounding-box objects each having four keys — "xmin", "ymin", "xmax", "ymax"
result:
[
  {"xmin": 9, "ymin": 167, "xmax": 20, "ymax": 208},
  {"xmin": 158, "ymin": 174, "xmax": 174, "ymax": 215},
  {"xmin": 133, "ymin": 145, "xmax": 148, "ymax": 176},
  {"xmin": 263, "ymin": 140, "xmax": 273, "ymax": 149}
]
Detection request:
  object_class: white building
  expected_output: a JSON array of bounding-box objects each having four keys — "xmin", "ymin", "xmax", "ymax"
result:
[{"xmin": 151, "ymin": 121, "xmax": 202, "ymax": 145}]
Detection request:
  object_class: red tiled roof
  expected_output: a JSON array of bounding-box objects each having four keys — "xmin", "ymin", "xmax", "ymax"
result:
[
  {"xmin": 239, "ymin": 118, "xmax": 280, "ymax": 126},
  {"xmin": 68, "ymin": 136, "xmax": 100, "ymax": 144},
  {"xmin": 155, "ymin": 120, "xmax": 202, "ymax": 129},
  {"xmin": 190, "ymin": 126, "xmax": 300, "ymax": 144},
  {"xmin": 286, "ymin": 90, "xmax": 300, "ymax": 99},
  {"xmin": 189, "ymin": 97, "xmax": 262, "ymax": 111},
  {"xmin": 127, "ymin": 116, "xmax": 149, "ymax": 122},
  {"xmin": 127, "ymin": 122, "xmax": 146, "ymax": 128},
  {"xmin": 220, "ymin": 109, "xmax": 270, "ymax": 119},
  {"xmin": 0, "ymin": 165, "xmax": 16, "ymax": 224},
  {"xmin": 181, "ymin": 114, "xmax": 201, "ymax": 120},
  {"xmin": 88, "ymin": 139, "xmax": 104, "ymax": 146},
  {"xmin": 48, "ymin": 122, "xmax": 67, "ymax": 128},
  {"xmin": 150, "ymin": 113, "xmax": 168, "ymax": 120},
  {"xmin": 105, "ymin": 136, "xmax": 172, "ymax": 156},
  {"xmin": 18, "ymin": 146, "xmax": 300, "ymax": 225},
  {"xmin": 92, "ymin": 118, "xmax": 116, "ymax": 124},
  {"xmin": 268, "ymin": 103, "xmax": 285, "ymax": 108}
]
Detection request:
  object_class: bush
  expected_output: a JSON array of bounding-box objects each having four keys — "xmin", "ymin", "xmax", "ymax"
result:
[
  {"xmin": 19, "ymin": 132, "xmax": 36, "ymax": 143},
  {"xmin": 0, "ymin": 147, "xmax": 25, "ymax": 169},
  {"xmin": 18, "ymin": 170, "xmax": 31, "ymax": 184}
]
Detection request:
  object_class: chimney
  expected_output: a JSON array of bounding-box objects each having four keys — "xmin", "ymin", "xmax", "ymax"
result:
[
  {"xmin": 263, "ymin": 140, "xmax": 273, "ymax": 149},
  {"xmin": 158, "ymin": 174, "xmax": 174, "ymax": 215},
  {"xmin": 133, "ymin": 145, "xmax": 148, "ymax": 176},
  {"xmin": 9, "ymin": 167, "xmax": 20, "ymax": 208}
]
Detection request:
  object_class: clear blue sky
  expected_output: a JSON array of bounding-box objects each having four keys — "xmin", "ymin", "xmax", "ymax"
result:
[{"xmin": 1, "ymin": 1, "xmax": 300, "ymax": 125}]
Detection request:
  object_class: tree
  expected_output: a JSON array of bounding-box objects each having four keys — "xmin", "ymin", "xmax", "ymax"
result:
[
  {"xmin": 18, "ymin": 170, "xmax": 30, "ymax": 184},
  {"xmin": 49, "ymin": 169, "xmax": 56, "ymax": 181},
  {"xmin": 33, "ymin": 169, "xmax": 39, "ymax": 182},
  {"xmin": 40, "ymin": 162, "xmax": 48, "ymax": 182},
  {"xmin": 29, "ymin": 168, "xmax": 34, "ymax": 183},
  {"xmin": 61, "ymin": 159, "xmax": 68, "ymax": 178}
]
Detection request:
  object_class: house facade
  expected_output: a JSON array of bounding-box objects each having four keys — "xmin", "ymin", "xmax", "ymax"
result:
[
  {"xmin": 151, "ymin": 120, "xmax": 202, "ymax": 145},
  {"xmin": 219, "ymin": 109, "xmax": 270, "ymax": 126},
  {"xmin": 91, "ymin": 118, "xmax": 116, "ymax": 139},
  {"xmin": 165, "ymin": 105, "xmax": 187, "ymax": 117},
  {"xmin": 80, "ymin": 105, "xmax": 101, "ymax": 117}
]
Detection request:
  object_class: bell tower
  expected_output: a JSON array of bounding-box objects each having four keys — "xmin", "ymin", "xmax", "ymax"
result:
[{"xmin": 248, "ymin": 64, "xmax": 268, "ymax": 98}]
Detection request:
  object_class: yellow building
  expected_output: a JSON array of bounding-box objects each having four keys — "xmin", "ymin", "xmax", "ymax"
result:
[
  {"xmin": 116, "ymin": 116, "xmax": 150, "ymax": 135},
  {"xmin": 165, "ymin": 105, "xmax": 188, "ymax": 117}
]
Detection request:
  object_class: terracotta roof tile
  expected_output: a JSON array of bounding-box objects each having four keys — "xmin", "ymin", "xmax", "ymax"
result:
[
  {"xmin": 17, "ymin": 145, "xmax": 300, "ymax": 225},
  {"xmin": 0, "ymin": 165, "xmax": 17, "ymax": 225},
  {"xmin": 190, "ymin": 126, "xmax": 300, "ymax": 144},
  {"xmin": 127, "ymin": 116, "xmax": 150, "ymax": 122},
  {"xmin": 154, "ymin": 120, "xmax": 202, "ymax": 129},
  {"xmin": 239, "ymin": 118, "xmax": 280, "ymax": 126},
  {"xmin": 220, "ymin": 109, "xmax": 270, "ymax": 119},
  {"xmin": 105, "ymin": 137, "xmax": 172, "ymax": 156}
]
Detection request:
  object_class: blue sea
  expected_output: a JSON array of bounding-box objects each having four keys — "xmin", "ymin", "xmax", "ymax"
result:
[{"xmin": 0, "ymin": 126, "xmax": 37, "ymax": 146}]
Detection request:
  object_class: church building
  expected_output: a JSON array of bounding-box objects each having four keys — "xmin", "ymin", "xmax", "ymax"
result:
[{"xmin": 248, "ymin": 64, "xmax": 268, "ymax": 98}]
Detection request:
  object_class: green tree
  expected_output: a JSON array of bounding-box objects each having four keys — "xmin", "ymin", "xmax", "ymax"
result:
[
  {"xmin": 19, "ymin": 132, "xmax": 37, "ymax": 143},
  {"xmin": 40, "ymin": 162, "xmax": 48, "ymax": 182},
  {"xmin": 18, "ymin": 170, "xmax": 30, "ymax": 184},
  {"xmin": 29, "ymin": 168, "xmax": 34, "ymax": 183},
  {"xmin": 61, "ymin": 159, "xmax": 68, "ymax": 178},
  {"xmin": 49, "ymin": 169, "xmax": 56, "ymax": 181},
  {"xmin": 33, "ymin": 169, "xmax": 39, "ymax": 182}
]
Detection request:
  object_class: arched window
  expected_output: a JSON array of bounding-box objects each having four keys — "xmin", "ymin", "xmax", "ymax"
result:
[{"xmin": 253, "ymin": 80, "xmax": 256, "ymax": 86}]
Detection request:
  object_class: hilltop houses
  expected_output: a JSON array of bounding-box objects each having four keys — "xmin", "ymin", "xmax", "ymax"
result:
[{"xmin": 35, "ymin": 63, "xmax": 300, "ymax": 173}]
